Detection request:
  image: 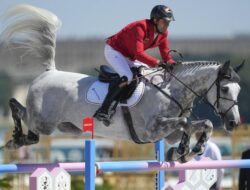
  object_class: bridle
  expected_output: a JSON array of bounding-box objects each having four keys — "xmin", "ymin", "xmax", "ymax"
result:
[
  {"xmin": 143, "ymin": 66, "xmax": 238, "ymax": 119},
  {"xmin": 211, "ymin": 70, "xmax": 238, "ymax": 118}
]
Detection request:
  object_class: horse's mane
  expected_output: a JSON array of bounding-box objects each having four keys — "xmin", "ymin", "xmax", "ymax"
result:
[
  {"xmin": 181, "ymin": 61, "xmax": 220, "ymax": 66},
  {"xmin": 143, "ymin": 61, "xmax": 221, "ymax": 78},
  {"xmin": 180, "ymin": 61, "xmax": 220, "ymax": 69},
  {"xmin": 174, "ymin": 61, "xmax": 221, "ymax": 76}
]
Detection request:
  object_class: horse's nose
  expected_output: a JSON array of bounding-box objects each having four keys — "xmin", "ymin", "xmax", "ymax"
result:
[{"xmin": 229, "ymin": 120, "xmax": 238, "ymax": 128}]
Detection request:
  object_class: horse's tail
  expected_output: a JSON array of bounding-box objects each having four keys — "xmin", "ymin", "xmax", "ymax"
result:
[{"xmin": 0, "ymin": 4, "xmax": 61, "ymax": 70}]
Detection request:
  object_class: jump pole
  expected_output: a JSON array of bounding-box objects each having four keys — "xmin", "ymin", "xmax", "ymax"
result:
[
  {"xmin": 85, "ymin": 139, "xmax": 96, "ymax": 190},
  {"xmin": 95, "ymin": 159, "xmax": 250, "ymax": 172},
  {"xmin": 155, "ymin": 139, "xmax": 165, "ymax": 190},
  {"xmin": 0, "ymin": 163, "xmax": 85, "ymax": 173},
  {"xmin": 83, "ymin": 118, "xmax": 96, "ymax": 190},
  {"xmin": 84, "ymin": 139, "xmax": 165, "ymax": 190},
  {"xmin": 1, "ymin": 159, "xmax": 250, "ymax": 174}
]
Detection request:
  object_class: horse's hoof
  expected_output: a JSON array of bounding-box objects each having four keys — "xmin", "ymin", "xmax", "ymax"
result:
[
  {"xmin": 5, "ymin": 139, "xmax": 24, "ymax": 150},
  {"xmin": 177, "ymin": 153, "xmax": 192, "ymax": 163},
  {"xmin": 166, "ymin": 147, "xmax": 179, "ymax": 161},
  {"xmin": 5, "ymin": 135, "xmax": 38, "ymax": 150},
  {"xmin": 178, "ymin": 156, "xmax": 189, "ymax": 163},
  {"xmin": 24, "ymin": 137, "xmax": 39, "ymax": 145},
  {"xmin": 192, "ymin": 145, "xmax": 205, "ymax": 156}
]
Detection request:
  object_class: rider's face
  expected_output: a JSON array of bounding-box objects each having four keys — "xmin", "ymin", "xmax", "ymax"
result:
[{"xmin": 156, "ymin": 19, "xmax": 170, "ymax": 33}]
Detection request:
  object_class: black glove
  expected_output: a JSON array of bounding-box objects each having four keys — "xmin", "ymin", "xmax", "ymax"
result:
[
  {"xmin": 158, "ymin": 61, "xmax": 173, "ymax": 71},
  {"xmin": 173, "ymin": 61, "xmax": 182, "ymax": 65}
]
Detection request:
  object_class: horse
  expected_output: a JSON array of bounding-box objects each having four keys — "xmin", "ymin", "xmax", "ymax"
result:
[{"xmin": 0, "ymin": 5, "xmax": 243, "ymax": 162}]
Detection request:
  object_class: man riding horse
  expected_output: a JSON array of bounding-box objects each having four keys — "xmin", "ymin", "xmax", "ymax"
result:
[
  {"xmin": 94, "ymin": 5, "xmax": 177, "ymax": 124},
  {"xmin": 0, "ymin": 4, "xmax": 243, "ymax": 163}
]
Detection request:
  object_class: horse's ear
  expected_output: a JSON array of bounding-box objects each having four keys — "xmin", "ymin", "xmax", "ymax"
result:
[
  {"xmin": 234, "ymin": 60, "xmax": 245, "ymax": 73},
  {"xmin": 220, "ymin": 60, "xmax": 230, "ymax": 75}
]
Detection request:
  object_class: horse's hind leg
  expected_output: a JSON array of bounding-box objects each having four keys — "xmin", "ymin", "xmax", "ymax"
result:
[
  {"xmin": 5, "ymin": 98, "xmax": 26, "ymax": 149},
  {"xmin": 5, "ymin": 98, "xmax": 39, "ymax": 149}
]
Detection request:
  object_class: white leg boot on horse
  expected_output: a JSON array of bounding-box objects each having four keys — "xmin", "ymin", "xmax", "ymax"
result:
[
  {"xmin": 165, "ymin": 119, "xmax": 213, "ymax": 163},
  {"xmin": 94, "ymin": 76, "xmax": 128, "ymax": 126}
]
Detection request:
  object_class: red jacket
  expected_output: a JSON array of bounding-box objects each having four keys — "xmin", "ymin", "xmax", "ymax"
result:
[{"xmin": 106, "ymin": 19, "xmax": 175, "ymax": 67}]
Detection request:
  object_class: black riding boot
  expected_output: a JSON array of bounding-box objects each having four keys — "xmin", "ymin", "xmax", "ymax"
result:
[{"xmin": 94, "ymin": 76, "xmax": 127, "ymax": 123}]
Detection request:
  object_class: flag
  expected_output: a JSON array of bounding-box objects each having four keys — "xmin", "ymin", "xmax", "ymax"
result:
[{"xmin": 83, "ymin": 117, "xmax": 94, "ymax": 139}]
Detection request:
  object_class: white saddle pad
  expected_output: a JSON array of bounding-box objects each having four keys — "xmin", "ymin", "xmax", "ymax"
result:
[{"xmin": 85, "ymin": 81, "xmax": 145, "ymax": 107}]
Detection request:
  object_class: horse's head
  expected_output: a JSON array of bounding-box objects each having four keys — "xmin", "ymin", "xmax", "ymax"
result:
[{"xmin": 206, "ymin": 60, "xmax": 244, "ymax": 131}]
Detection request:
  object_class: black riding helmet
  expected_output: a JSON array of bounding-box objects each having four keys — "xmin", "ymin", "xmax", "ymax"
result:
[{"xmin": 150, "ymin": 5, "xmax": 175, "ymax": 22}]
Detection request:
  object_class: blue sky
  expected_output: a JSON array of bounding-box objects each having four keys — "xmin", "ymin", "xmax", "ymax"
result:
[{"xmin": 0, "ymin": 0, "xmax": 250, "ymax": 39}]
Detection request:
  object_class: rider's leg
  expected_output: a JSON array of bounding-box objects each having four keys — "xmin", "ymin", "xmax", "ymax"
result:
[
  {"xmin": 94, "ymin": 45, "xmax": 132, "ymax": 121},
  {"xmin": 104, "ymin": 44, "xmax": 133, "ymax": 82},
  {"xmin": 94, "ymin": 76, "xmax": 128, "ymax": 120}
]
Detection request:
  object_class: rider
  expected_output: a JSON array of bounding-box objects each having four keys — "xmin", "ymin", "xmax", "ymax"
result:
[{"xmin": 94, "ymin": 5, "xmax": 176, "ymax": 123}]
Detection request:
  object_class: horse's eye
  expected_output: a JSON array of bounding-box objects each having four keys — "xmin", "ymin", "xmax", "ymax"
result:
[
  {"xmin": 224, "ymin": 74, "xmax": 231, "ymax": 79},
  {"xmin": 221, "ymin": 86, "xmax": 229, "ymax": 93}
]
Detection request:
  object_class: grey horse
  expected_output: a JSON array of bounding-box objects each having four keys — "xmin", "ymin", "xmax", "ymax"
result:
[{"xmin": 0, "ymin": 5, "xmax": 243, "ymax": 162}]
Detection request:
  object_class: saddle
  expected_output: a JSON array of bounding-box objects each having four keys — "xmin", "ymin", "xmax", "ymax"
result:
[{"xmin": 98, "ymin": 65, "xmax": 141, "ymax": 102}]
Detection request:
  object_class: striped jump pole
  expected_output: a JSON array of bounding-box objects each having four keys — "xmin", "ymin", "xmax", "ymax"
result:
[
  {"xmin": 0, "ymin": 162, "xmax": 85, "ymax": 173},
  {"xmin": 2, "ymin": 159, "xmax": 250, "ymax": 174},
  {"xmin": 96, "ymin": 159, "xmax": 250, "ymax": 172}
]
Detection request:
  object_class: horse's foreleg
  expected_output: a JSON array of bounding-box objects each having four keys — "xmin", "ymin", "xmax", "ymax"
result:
[
  {"xmin": 179, "ymin": 119, "xmax": 213, "ymax": 162},
  {"xmin": 166, "ymin": 119, "xmax": 193, "ymax": 163},
  {"xmin": 191, "ymin": 119, "xmax": 213, "ymax": 154},
  {"xmin": 145, "ymin": 116, "xmax": 187, "ymax": 141},
  {"xmin": 149, "ymin": 116, "xmax": 192, "ymax": 162}
]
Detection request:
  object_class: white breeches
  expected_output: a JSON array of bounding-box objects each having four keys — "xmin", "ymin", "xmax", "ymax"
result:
[{"xmin": 104, "ymin": 44, "xmax": 148, "ymax": 82}]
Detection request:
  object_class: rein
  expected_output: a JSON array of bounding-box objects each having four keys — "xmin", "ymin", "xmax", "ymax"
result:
[
  {"xmin": 144, "ymin": 77, "xmax": 185, "ymax": 115},
  {"xmin": 143, "ymin": 66, "xmax": 238, "ymax": 119}
]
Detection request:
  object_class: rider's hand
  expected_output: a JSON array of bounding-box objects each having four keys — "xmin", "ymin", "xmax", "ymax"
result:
[
  {"xmin": 173, "ymin": 61, "xmax": 182, "ymax": 65},
  {"xmin": 158, "ymin": 61, "xmax": 173, "ymax": 71}
]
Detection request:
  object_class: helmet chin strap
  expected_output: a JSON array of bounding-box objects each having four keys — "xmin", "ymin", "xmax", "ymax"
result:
[
  {"xmin": 153, "ymin": 20, "xmax": 163, "ymax": 34},
  {"xmin": 156, "ymin": 26, "xmax": 164, "ymax": 34},
  {"xmin": 153, "ymin": 19, "xmax": 163, "ymax": 34}
]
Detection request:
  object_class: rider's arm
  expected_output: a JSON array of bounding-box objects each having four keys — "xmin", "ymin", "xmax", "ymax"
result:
[
  {"xmin": 158, "ymin": 32, "xmax": 175, "ymax": 64},
  {"xmin": 132, "ymin": 26, "xmax": 159, "ymax": 67}
]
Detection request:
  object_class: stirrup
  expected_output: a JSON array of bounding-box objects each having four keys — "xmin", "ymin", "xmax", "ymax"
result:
[
  {"xmin": 94, "ymin": 110, "xmax": 109, "ymax": 120},
  {"xmin": 94, "ymin": 110, "xmax": 113, "ymax": 126},
  {"xmin": 95, "ymin": 112, "xmax": 109, "ymax": 121}
]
